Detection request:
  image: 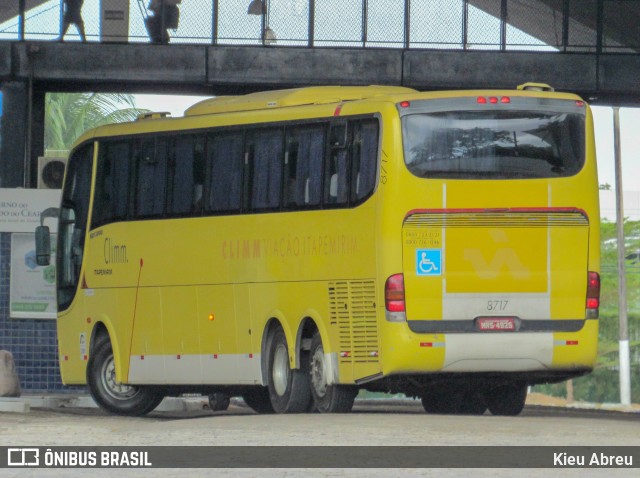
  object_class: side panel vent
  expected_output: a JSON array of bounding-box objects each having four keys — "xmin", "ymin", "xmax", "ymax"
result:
[{"xmin": 329, "ymin": 280, "xmax": 378, "ymax": 364}]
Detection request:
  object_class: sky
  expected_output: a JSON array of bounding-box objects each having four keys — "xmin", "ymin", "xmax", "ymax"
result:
[
  {"xmin": 131, "ymin": 94, "xmax": 640, "ymax": 192},
  {"xmin": 591, "ymin": 106, "xmax": 640, "ymax": 191}
]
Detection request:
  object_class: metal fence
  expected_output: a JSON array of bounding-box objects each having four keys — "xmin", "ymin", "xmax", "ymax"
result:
[{"xmin": 0, "ymin": 0, "xmax": 638, "ymax": 52}]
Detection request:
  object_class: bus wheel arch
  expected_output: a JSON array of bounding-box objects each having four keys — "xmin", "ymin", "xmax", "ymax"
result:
[
  {"xmin": 295, "ymin": 315, "xmax": 322, "ymax": 368},
  {"xmin": 86, "ymin": 329, "xmax": 163, "ymax": 416},
  {"xmin": 89, "ymin": 319, "xmax": 123, "ymax": 382},
  {"xmin": 89, "ymin": 322, "xmax": 110, "ymax": 355}
]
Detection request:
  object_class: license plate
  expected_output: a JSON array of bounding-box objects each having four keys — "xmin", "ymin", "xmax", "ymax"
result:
[{"xmin": 477, "ymin": 317, "xmax": 516, "ymax": 331}]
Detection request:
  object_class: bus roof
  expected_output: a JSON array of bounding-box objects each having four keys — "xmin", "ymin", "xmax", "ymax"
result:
[{"xmin": 184, "ymin": 85, "xmax": 418, "ymax": 116}]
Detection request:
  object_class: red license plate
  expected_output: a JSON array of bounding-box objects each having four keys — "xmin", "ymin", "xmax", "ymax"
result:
[{"xmin": 477, "ymin": 317, "xmax": 516, "ymax": 331}]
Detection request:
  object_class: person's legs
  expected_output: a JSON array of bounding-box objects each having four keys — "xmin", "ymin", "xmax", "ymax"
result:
[
  {"xmin": 76, "ymin": 20, "xmax": 86, "ymax": 42},
  {"xmin": 145, "ymin": 16, "xmax": 162, "ymax": 44}
]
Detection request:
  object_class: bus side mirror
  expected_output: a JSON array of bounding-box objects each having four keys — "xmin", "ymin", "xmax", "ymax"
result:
[{"xmin": 35, "ymin": 226, "xmax": 51, "ymax": 266}]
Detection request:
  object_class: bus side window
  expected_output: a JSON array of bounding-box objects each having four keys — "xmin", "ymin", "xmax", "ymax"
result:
[
  {"xmin": 206, "ymin": 131, "xmax": 244, "ymax": 213},
  {"xmin": 247, "ymin": 128, "xmax": 283, "ymax": 211},
  {"xmin": 134, "ymin": 138, "xmax": 167, "ymax": 217},
  {"xmin": 325, "ymin": 149, "xmax": 349, "ymax": 206},
  {"xmin": 351, "ymin": 119, "xmax": 379, "ymax": 203},
  {"xmin": 168, "ymin": 135, "xmax": 205, "ymax": 216},
  {"xmin": 284, "ymin": 124, "xmax": 324, "ymax": 208},
  {"xmin": 93, "ymin": 141, "xmax": 131, "ymax": 227},
  {"xmin": 325, "ymin": 122, "xmax": 350, "ymax": 206}
]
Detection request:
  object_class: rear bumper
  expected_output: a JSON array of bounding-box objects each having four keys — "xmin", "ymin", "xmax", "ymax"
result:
[{"xmin": 379, "ymin": 319, "xmax": 598, "ymax": 376}]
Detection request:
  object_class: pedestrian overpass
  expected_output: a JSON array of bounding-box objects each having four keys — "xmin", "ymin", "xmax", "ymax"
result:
[{"xmin": 1, "ymin": 0, "xmax": 640, "ymax": 188}]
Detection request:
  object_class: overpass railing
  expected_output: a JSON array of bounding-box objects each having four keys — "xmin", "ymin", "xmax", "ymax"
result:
[{"xmin": 0, "ymin": 0, "xmax": 638, "ymax": 53}]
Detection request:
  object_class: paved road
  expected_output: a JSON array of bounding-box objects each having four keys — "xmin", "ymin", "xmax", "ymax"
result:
[{"xmin": 2, "ymin": 399, "xmax": 638, "ymax": 478}]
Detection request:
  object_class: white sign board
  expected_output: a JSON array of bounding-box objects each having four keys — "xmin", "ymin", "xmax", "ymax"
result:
[
  {"xmin": 10, "ymin": 233, "xmax": 57, "ymax": 319},
  {"xmin": 0, "ymin": 188, "xmax": 61, "ymax": 233}
]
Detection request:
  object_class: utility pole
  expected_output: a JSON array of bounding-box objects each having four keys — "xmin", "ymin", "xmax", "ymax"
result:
[{"xmin": 613, "ymin": 106, "xmax": 631, "ymax": 406}]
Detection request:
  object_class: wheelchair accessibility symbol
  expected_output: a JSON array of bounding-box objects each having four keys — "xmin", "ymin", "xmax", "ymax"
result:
[{"xmin": 416, "ymin": 249, "xmax": 442, "ymax": 276}]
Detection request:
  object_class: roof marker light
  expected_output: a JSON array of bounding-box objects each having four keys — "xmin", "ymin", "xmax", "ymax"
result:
[
  {"xmin": 399, "ymin": 101, "xmax": 411, "ymax": 108},
  {"xmin": 489, "ymin": 97, "xmax": 498, "ymax": 104},
  {"xmin": 477, "ymin": 97, "xmax": 487, "ymax": 104},
  {"xmin": 501, "ymin": 96, "xmax": 511, "ymax": 103},
  {"xmin": 576, "ymin": 100, "xmax": 585, "ymax": 107}
]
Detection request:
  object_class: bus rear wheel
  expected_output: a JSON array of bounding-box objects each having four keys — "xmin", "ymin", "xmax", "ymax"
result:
[
  {"xmin": 242, "ymin": 387, "xmax": 274, "ymax": 414},
  {"xmin": 486, "ymin": 384, "xmax": 528, "ymax": 416},
  {"xmin": 422, "ymin": 387, "xmax": 487, "ymax": 415},
  {"xmin": 309, "ymin": 332, "xmax": 357, "ymax": 413},
  {"xmin": 267, "ymin": 328, "xmax": 311, "ymax": 413},
  {"xmin": 421, "ymin": 390, "xmax": 460, "ymax": 414},
  {"xmin": 87, "ymin": 336, "xmax": 163, "ymax": 416}
]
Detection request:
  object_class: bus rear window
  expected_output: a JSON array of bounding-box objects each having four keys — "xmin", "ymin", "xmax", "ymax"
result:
[{"xmin": 402, "ymin": 110, "xmax": 585, "ymax": 179}]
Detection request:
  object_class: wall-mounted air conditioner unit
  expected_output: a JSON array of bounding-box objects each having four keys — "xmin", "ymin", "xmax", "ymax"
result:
[{"xmin": 37, "ymin": 153, "xmax": 68, "ymax": 189}]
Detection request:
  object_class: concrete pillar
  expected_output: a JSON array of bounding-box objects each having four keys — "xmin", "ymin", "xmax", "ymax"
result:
[
  {"xmin": 29, "ymin": 87, "xmax": 46, "ymax": 189},
  {"xmin": 0, "ymin": 81, "xmax": 45, "ymax": 188},
  {"xmin": 0, "ymin": 81, "xmax": 27, "ymax": 188}
]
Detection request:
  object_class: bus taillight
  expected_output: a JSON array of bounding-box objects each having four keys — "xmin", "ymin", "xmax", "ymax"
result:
[
  {"xmin": 385, "ymin": 274, "xmax": 407, "ymax": 322},
  {"xmin": 586, "ymin": 271, "xmax": 600, "ymax": 318}
]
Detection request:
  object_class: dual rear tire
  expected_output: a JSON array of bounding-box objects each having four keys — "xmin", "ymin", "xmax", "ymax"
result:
[
  {"xmin": 309, "ymin": 332, "xmax": 357, "ymax": 413},
  {"xmin": 248, "ymin": 328, "xmax": 356, "ymax": 414},
  {"xmin": 421, "ymin": 383, "xmax": 527, "ymax": 416}
]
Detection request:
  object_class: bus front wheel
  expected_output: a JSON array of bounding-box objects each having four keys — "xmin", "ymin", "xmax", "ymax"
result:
[
  {"xmin": 309, "ymin": 332, "xmax": 357, "ymax": 413},
  {"xmin": 87, "ymin": 336, "xmax": 163, "ymax": 416},
  {"xmin": 267, "ymin": 328, "xmax": 311, "ymax": 413}
]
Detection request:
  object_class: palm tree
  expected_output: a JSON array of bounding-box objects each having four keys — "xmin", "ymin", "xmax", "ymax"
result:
[{"xmin": 44, "ymin": 93, "xmax": 148, "ymax": 151}]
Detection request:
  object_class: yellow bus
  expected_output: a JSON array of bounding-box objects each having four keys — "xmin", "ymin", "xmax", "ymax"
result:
[{"xmin": 36, "ymin": 83, "xmax": 600, "ymax": 416}]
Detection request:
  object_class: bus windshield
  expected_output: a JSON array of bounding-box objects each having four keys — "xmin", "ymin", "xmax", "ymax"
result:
[{"xmin": 402, "ymin": 110, "xmax": 585, "ymax": 179}]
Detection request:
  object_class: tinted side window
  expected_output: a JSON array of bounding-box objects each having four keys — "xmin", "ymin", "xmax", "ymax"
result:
[
  {"xmin": 247, "ymin": 128, "xmax": 283, "ymax": 211},
  {"xmin": 284, "ymin": 124, "xmax": 324, "ymax": 208},
  {"xmin": 93, "ymin": 141, "xmax": 131, "ymax": 228},
  {"xmin": 351, "ymin": 119, "xmax": 379, "ymax": 202},
  {"xmin": 325, "ymin": 123, "xmax": 350, "ymax": 205},
  {"xmin": 168, "ymin": 135, "xmax": 205, "ymax": 215},
  {"xmin": 206, "ymin": 131, "xmax": 244, "ymax": 213},
  {"xmin": 135, "ymin": 138, "xmax": 167, "ymax": 217}
]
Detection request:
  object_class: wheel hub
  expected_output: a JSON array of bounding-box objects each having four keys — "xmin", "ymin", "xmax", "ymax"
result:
[
  {"xmin": 311, "ymin": 348, "xmax": 327, "ymax": 398},
  {"xmin": 100, "ymin": 354, "xmax": 136, "ymax": 400},
  {"xmin": 272, "ymin": 343, "xmax": 290, "ymax": 396}
]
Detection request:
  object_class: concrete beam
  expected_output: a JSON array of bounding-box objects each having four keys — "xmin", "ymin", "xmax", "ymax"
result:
[
  {"xmin": 403, "ymin": 50, "xmax": 597, "ymax": 93},
  {"xmin": 599, "ymin": 55, "xmax": 640, "ymax": 94},
  {"xmin": 11, "ymin": 42, "xmax": 208, "ymax": 86},
  {"xmin": 207, "ymin": 47, "xmax": 403, "ymax": 87},
  {"xmin": 0, "ymin": 43, "xmax": 11, "ymax": 78},
  {"xmin": 2, "ymin": 42, "xmax": 640, "ymax": 105}
]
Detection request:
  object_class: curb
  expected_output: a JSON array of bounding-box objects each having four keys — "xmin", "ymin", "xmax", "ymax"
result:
[{"xmin": 0, "ymin": 395, "xmax": 211, "ymax": 414}]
